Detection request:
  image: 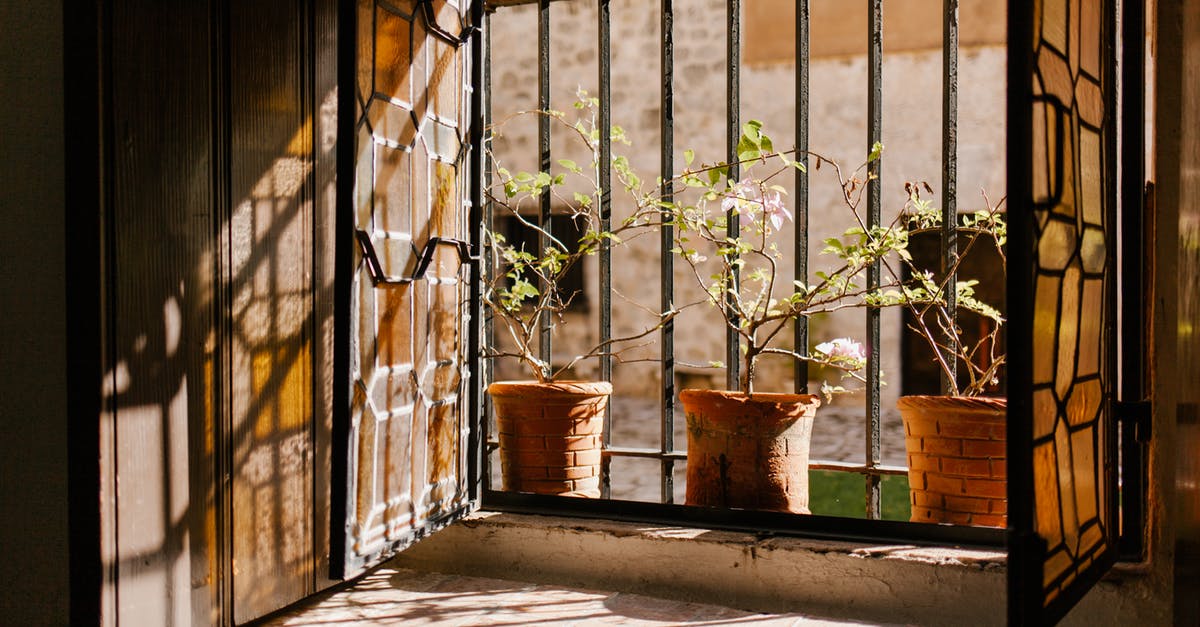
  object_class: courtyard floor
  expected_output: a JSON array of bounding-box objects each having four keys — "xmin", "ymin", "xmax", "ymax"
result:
[{"xmin": 260, "ymin": 565, "xmax": 890, "ymax": 626}]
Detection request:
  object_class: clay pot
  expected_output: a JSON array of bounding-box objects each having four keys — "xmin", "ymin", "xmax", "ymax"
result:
[
  {"xmin": 488, "ymin": 380, "xmax": 610, "ymax": 498},
  {"xmin": 680, "ymin": 389, "xmax": 820, "ymax": 513},
  {"xmin": 898, "ymin": 395, "xmax": 1007, "ymax": 527}
]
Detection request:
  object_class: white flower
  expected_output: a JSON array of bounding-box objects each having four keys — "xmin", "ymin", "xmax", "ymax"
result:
[{"xmin": 815, "ymin": 337, "xmax": 866, "ymax": 362}]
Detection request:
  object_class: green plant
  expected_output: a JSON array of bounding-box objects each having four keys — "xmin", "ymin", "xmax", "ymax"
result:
[
  {"xmin": 663, "ymin": 122, "xmax": 909, "ymax": 396},
  {"xmin": 868, "ymin": 187, "xmax": 1007, "ymax": 396},
  {"xmin": 483, "ymin": 93, "xmax": 675, "ymax": 382}
]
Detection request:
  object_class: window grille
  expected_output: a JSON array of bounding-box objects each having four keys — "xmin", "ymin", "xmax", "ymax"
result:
[{"xmin": 474, "ymin": 0, "xmax": 1145, "ymax": 560}]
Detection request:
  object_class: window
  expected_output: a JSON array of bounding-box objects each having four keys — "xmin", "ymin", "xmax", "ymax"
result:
[{"xmin": 335, "ymin": 1, "xmax": 1148, "ymax": 623}]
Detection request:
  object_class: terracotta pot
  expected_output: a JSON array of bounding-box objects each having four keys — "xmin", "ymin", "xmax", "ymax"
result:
[
  {"xmin": 488, "ymin": 380, "xmax": 611, "ymax": 498},
  {"xmin": 898, "ymin": 395, "xmax": 1007, "ymax": 527},
  {"xmin": 680, "ymin": 389, "xmax": 820, "ymax": 513}
]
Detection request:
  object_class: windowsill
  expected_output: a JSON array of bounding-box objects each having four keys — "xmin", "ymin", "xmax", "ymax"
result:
[{"xmin": 391, "ymin": 511, "xmax": 1159, "ymax": 626}]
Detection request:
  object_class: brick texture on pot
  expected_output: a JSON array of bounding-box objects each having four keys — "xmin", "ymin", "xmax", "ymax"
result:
[
  {"xmin": 898, "ymin": 395, "xmax": 1007, "ymax": 528},
  {"xmin": 490, "ymin": 381, "xmax": 611, "ymax": 498}
]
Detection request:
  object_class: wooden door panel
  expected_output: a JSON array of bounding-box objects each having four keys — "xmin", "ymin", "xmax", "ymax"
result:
[{"xmin": 227, "ymin": 2, "xmax": 316, "ymax": 620}]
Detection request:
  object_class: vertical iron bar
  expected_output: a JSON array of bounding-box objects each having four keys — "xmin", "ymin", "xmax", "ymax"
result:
[
  {"xmin": 468, "ymin": 0, "xmax": 486, "ymax": 502},
  {"xmin": 330, "ymin": 0, "xmax": 356, "ymax": 581},
  {"xmin": 1118, "ymin": 0, "xmax": 1146, "ymax": 560},
  {"xmin": 794, "ymin": 0, "xmax": 810, "ymax": 394},
  {"xmin": 726, "ymin": 0, "xmax": 741, "ymax": 391},
  {"xmin": 598, "ymin": 0, "xmax": 614, "ymax": 499},
  {"xmin": 865, "ymin": 0, "xmax": 883, "ymax": 520},
  {"xmin": 941, "ymin": 0, "xmax": 959, "ymax": 395},
  {"xmin": 537, "ymin": 0, "xmax": 552, "ymax": 367},
  {"xmin": 482, "ymin": 9, "xmax": 495, "ymax": 491},
  {"xmin": 1005, "ymin": 0, "xmax": 1036, "ymax": 617},
  {"xmin": 660, "ymin": 0, "xmax": 676, "ymax": 503}
]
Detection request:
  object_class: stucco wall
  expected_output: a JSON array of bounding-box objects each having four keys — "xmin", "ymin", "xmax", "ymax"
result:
[{"xmin": 487, "ymin": 0, "xmax": 1007, "ymax": 407}]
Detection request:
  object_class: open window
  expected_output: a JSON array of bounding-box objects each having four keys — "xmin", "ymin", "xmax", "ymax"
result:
[{"xmin": 331, "ymin": 0, "xmax": 1147, "ymax": 623}]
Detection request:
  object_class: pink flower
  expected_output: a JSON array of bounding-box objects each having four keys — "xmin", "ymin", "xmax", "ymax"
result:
[
  {"xmin": 815, "ymin": 337, "xmax": 866, "ymax": 362},
  {"xmin": 721, "ymin": 180, "xmax": 757, "ymax": 214},
  {"xmin": 721, "ymin": 180, "xmax": 792, "ymax": 231},
  {"xmin": 761, "ymin": 190, "xmax": 792, "ymax": 230}
]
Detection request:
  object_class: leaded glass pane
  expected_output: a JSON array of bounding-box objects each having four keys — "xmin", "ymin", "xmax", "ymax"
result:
[
  {"xmin": 1020, "ymin": 0, "xmax": 1118, "ymax": 616},
  {"xmin": 341, "ymin": 0, "xmax": 475, "ymax": 575}
]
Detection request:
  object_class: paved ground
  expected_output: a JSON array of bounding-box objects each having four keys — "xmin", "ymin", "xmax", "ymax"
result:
[{"xmin": 262, "ymin": 566, "xmax": 884, "ymax": 626}]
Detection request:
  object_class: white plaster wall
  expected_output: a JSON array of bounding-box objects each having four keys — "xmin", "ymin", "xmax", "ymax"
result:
[{"xmin": 487, "ymin": 0, "xmax": 1006, "ymax": 408}]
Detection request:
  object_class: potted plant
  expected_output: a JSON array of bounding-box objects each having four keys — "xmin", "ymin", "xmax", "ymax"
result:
[
  {"xmin": 875, "ymin": 187, "xmax": 1008, "ymax": 527},
  {"xmin": 484, "ymin": 95, "xmax": 672, "ymax": 498},
  {"xmin": 664, "ymin": 125, "xmax": 907, "ymax": 513}
]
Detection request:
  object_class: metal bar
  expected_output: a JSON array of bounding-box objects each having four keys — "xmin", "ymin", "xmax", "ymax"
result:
[
  {"xmin": 467, "ymin": 0, "xmax": 486, "ymax": 503},
  {"xmin": 794, "ymin": 0, "xmax": 810, "ymax": 394},
  {"xmin": 941, "ymin": 0, "xmax": 959, "ymax": 395},
  {"xmin": 660, "ymin": 0, "xmax": 676, "ymax": 503},
  {"xmin": 482, "ymin": 9, "xmax": 495, "ymax": 492},
  {"xmin": 807, "ymin": 461, "xmax": 908, "ymax": 476},
  {"xmin": 537, "ymin": 0, "xmax": 552, "ymax": 366},
  {"xmin": 603, "ymin": 446, "xmax": 687, "ymax": 461},
  {"xmin": 865, "ymin": 0, "xmax": 883, "ymax": 520},
  {"xmin": 329, "ymin": 0, "xmax": 358, "ymax": 581},
  {"xmin": 598, "ymin": 0, "xmax": 614, "ymax": 499},
  {"xmin": 725, "ymin": 0, "xmax": 741, "ymax": 391},
  {"xmin": 1118, "ymin": 0, "xmax": 1147, "ymax": 560},
  {"xmin": 1004, "ymin": 0, "xmax": 1037, "ymax": 619}
]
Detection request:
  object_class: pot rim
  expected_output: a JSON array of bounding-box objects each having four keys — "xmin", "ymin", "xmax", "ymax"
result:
[
  {"xmin": 896, "ymin": 394, "xmax": 1006, "ymax": 413},
  {"xmin": 487, "ymin": 380, "xmax": 613, "ymax": 398}
]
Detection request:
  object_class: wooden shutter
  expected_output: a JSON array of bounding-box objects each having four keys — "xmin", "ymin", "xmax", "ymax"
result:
[
  {"xmin": 1007, "ymin": 0, "xmax": 1122, "ymax": 622},
  {"xmin": 332, "ymin": 0, "xmax": 481, "ymax": 579}
]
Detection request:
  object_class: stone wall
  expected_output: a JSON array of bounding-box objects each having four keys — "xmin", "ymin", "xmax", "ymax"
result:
[{"xmin": 486, "ymin": 0, "xmax": 1006, "ymax": 407}]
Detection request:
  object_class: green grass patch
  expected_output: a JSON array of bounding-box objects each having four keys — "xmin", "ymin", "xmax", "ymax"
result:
[{"xmin": 808, "ymin": 470, "xmax": 911, "ymax": 521}]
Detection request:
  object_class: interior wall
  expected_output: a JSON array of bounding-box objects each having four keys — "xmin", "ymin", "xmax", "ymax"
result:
[
  {"xmin": 1158, "ymin": 0, "xmax": 1200, "ymax": 623},
  {"xmin": 0, "ymin": 1, "xmax": 70, "ymax": 625}
]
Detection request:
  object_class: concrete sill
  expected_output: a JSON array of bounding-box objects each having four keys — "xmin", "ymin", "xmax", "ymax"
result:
[{"xmin": 391, "ymin": 511, "xmax": 1157, "ymax": 626}]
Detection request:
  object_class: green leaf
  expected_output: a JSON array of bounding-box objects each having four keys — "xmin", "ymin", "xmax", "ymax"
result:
[
  {"xmin": 867, "ymin": 141, "xmax": 884, "ymax": 163},
  {"xmin": 737, "ymin": 135, "xmax": 760, "ymax": 161},
  {"xmin": 557, "ymin": 158, "xmax": 578, "ymax": 171},
  {"xmin": 742, "ymin": 119, "xmax": 763, "ymax": 142},
  {"xmin": 684, "ymin": 149, "xmax": 695, "ymax": 167}
]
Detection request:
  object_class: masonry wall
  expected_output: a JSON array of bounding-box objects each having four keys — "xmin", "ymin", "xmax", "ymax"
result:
[{"xmin": 487, "ymin": 0, "xmax": 1007, "ymax": 408}]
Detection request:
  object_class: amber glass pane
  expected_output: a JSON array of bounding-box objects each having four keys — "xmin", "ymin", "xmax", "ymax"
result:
[
  {"xmin": 375, "ymin": 6, "xmax": 414, "ymax": 106},
  {"xmin": 1028, "ymin": 0, "xmax": 1114, "ymax": 610}
]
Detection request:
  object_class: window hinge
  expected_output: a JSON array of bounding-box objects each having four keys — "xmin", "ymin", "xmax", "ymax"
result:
[{"xmin": 1115, "ymin": 399, "xmax": 1152, "ymax": 442}]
